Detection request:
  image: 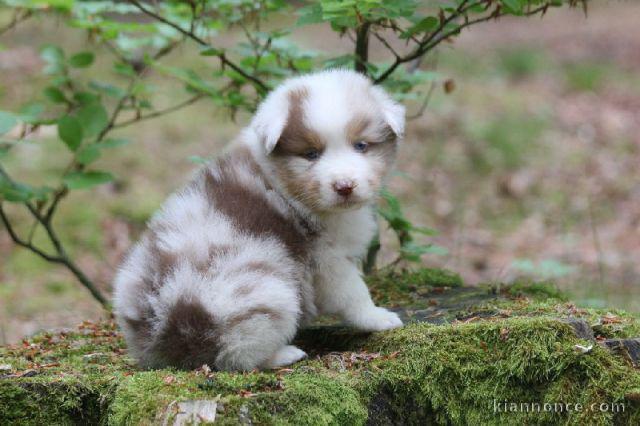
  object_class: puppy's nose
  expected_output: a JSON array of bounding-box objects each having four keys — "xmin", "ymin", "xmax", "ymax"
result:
[{"xmin": 333, "ymin": 180, "xmax": 355, "ymax": 197}]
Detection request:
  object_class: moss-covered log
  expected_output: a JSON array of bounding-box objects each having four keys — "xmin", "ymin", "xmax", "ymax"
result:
[{"xmin": 1, "ymin": 269, "xmax": 639, "ymax": 425}]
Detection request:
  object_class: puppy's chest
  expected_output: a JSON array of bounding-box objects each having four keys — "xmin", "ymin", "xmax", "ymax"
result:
[{"xmin": 312, "ymin": 208, "xmax": 377, "ymax": 258}]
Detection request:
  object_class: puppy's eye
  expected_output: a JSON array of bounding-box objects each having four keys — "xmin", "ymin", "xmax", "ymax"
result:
[
  {"xmin": 353, "ymin": 141, "xmax": 368, "ymax": 153},
  {"xmin": 303, "ymin": 149, "xmax": 321, "ymax": 161}
]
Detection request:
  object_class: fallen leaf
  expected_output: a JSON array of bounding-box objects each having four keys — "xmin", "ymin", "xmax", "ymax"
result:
[{"xmin": 500, "ymin": 327, "xmax": 510, "ymax": 341}]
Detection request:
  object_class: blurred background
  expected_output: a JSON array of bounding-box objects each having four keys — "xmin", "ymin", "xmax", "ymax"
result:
[{"xmin": 1, "ymin": 1, "xmax": 638, "ymax": 344}]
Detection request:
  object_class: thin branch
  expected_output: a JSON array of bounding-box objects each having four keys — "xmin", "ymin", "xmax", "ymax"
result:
[
  {"xmin": 113, "ymin": 94, "xmax": 205, "ymax": 129},
  {"xmin": 374, "ymin": 0, "xmax": 477, "ymax": 84},
  {"xmin": 128, "ymin": 0, "xmax": 269, "ymax": 93},
  {"xmin": 1, "ymin": 198, "xmax": 110, "ymax": 307},
  {"xmin": 0, "ymin": 204, "xmax": 62, "ymax": 263},
  {"xmin": 372, "ymin": 31, "xmax": 400, "ymax": 59},
  {"xmin": 375, "ymin": 3, "xmax": 551, "ymax": 84},
  {"xmin": 0, "ymin": 9, "xmax": 31, "ymax": 37}
]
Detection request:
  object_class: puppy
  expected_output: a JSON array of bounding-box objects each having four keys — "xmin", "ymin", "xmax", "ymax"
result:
[{"xmin": 113, "ymin": 69, "xmax": 405, "ymax": 371}]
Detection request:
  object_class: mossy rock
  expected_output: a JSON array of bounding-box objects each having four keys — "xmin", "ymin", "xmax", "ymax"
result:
[{"xmin": 1, "ymin": 268, "xmax": 639, "ymax": 425}]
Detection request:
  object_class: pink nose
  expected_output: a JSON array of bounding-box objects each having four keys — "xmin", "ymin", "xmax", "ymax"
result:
[{"xmin": 333, "ymin": 180, "xmax": 355, "ymax": 197}]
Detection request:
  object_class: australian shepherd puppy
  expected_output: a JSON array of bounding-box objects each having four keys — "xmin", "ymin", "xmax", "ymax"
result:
[{"xmin": 113, "ymin": 69, "xmax": 405, "ymax": 371}]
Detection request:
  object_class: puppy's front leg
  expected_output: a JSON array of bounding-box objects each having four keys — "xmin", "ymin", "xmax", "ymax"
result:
[{"xmin": 314, "ymin": 255, "xmax": 402, "ymax": 331}]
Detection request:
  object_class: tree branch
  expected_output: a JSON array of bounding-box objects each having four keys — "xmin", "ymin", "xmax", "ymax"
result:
[
  {"xmin": 128, "ymin": 0, "xmax": 269, "ymax": 93},
  {"xmin": 354, "ymin": 21, "xmax": 371, "ymax": 74},
  {"xmin": 0, "ymin": 204, "xmax": 61, "ymax": 263},
  {"xmin": 374, "ymin": 1, "xmax": 551, "ymax": 85},
  {"xmin": 0, "ymin": 9, "xmax": 31, "ymax": 37}
]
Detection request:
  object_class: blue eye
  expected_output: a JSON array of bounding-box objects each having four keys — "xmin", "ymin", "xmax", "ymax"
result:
[
  {"xmin": 354, "ymin": 141, "xmax": 368, "ymax": 153},
  {"xmin": 303, "ymin": 149, "xmax": 320, "ymax": 160}
]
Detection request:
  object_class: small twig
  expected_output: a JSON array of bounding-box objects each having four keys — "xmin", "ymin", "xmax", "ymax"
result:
[
  {"xmin": 407, "ymin": 81, "xmax": 437, "ymax": 120},
  {"xmin": 113, "ymin": 94, "xmax": 205, "ymax": 129},
  {"xmin": 372, "ymin": 32, "xmax": 400, "ymax": 59}
]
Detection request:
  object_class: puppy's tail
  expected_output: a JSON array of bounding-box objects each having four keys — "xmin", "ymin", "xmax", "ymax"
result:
[
  {"xmin": 144, "ymin": 292, "xmax": 222, "ymax": 370},
  {"xmin": 134, "ymin": 263, "xmax": 301, "ymax": 371}
]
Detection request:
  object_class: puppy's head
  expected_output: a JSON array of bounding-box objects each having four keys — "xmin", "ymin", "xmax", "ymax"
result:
[{"xmin": 249, "ymin": 69, "xmax": 405, "ymax": 213}]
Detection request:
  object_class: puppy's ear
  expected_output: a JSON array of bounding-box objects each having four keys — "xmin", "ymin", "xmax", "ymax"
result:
[
  {"xmin": 370, "ymin": 86, "xmax": 405, "ymax": 139},
  {"xmin": 250, "ymin": 90, "xmax": 291, "ymax": 154}
]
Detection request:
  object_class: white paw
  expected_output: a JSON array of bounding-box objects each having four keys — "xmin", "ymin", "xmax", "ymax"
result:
[
  {"xmin": 262, "ymin": 345, "xmax": 307, "ymax": 369},
  {"xmin": 349, "ymin": 307, "xmax": 403, "ymax": 332}
]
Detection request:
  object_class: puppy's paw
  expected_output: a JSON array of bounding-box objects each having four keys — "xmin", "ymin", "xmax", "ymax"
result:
[
  {"xmin": 263, "ymin": 345, "xmax": 307, "ymax": 369},
  {"xmin": 349, "ymin": 307, "xmax": 403, "ymax": 332}
]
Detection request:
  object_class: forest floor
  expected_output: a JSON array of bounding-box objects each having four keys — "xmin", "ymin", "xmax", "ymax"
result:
[{"xmin": 0, "ymin": 2, "xmax": 638, "ymax": 344}]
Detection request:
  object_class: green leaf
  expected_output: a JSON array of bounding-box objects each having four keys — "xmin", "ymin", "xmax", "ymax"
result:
[
  {"xmin": 187, "ymin": 155, "xmax": 210, "ymax": 165},
  {"xmin": 99, "ymin": 138, "xmax": 131, "ymax": 149},
  {"xmin": 77, "ymin": 103, "xmax": 109, "ymax": 138},
  {"xmin": 73, "ymin": 92, "xmax": 101, "ymax": 106},
  {"xmin": 401, "ymin": 16, "xmax": 439, "ymax": 39},
  {"xmin": 43, "ymin": 86, "xmax": 67, "ymax": 104},
  {"xmin": 296, "ymin": 3, "xmax": 323, "ymax": 26},
  {"xmin": 69, "ymin": 52, "xmax": 95, "ymax": 68},
  {"xmin": 76, "ymin": 145, "xmax": 101, "ymax": 165},
  {"xmin": 0, "ymin": 176, "xmax": 49, "ymax": 203},
  {"xmin": 18, "ymin": 103, "xmax": 45, "ymax": 124},
  {"xmin": 113, "ymin": 62, "xmax": 137, "ymax": 77},
  {"xmin": 63, "ymin": 171, "xmax": 114, "ymax": 190},
  {"xmin": 40, "ymin": 45, "xmax": 64, "ymax": 64},
  {"xmin": 0, "ymin": 111, "xmax": 17, "ymax": 135},
  {"xmin": 57, "ymin": 116, "xmax": 83, "ymax": 151},
  {"xmin": 88, "ymin": 81, "xmax": 126, "ymax": 99},
  {"xmin": 40, "ymin": 45, "xmax": 65, "ymax": 75},
  {"xmin": 501, "ymin": 0, "xmax": 523, "ymax": 13},
  {"xmin": 411, "ymin": 226, "xmax": 438, "ymax": 236},
  {"xmin": 200, "ymin": 47, "xmax": 224, "ymax": 57}
]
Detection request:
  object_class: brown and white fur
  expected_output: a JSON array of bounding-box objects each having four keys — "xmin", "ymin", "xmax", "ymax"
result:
[{"xmin": 113, "ymin": 69, "xmax": 405, "ymax": 371}]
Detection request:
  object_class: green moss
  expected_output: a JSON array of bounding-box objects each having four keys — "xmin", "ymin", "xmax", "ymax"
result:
[
  {"xmin": 503, "ymin": 280, "xmax": 566, "ymax": 301},
  {"xmin": 1, "ymin": 269, "xmax": 639, "ymax": 425},
  {"xmin": 367, "ymin": 267, "xmax": 463, "ymax": 306},
  {"xmin": 363, "ymin": 319, "xmax": 640, "ymax": 425}
]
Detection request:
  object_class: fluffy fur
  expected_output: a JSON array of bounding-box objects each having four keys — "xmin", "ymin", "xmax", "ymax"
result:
[{"xmin": 113, "ymin": 69, "xmax": 405, "ymax": 371}]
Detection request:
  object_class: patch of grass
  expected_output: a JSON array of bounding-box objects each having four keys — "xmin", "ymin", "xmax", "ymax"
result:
[
  {"xmin": 44, "ymin": 281, "xmax": 71, "ymax": 295},
  {"xmin": 497, "ymin": 48, "xmax": 549, "ymax": 80},
  {"xmin": 564, "ymin": 62, "xmax": 609, "ymax": 92},
  {"xmin": 464, "ymin": 109, "xmax": 549, "ymax": 175}
]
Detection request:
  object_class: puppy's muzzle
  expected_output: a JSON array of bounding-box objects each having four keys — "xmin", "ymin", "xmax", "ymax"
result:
[{"xmin": 332, "ymin": 179, "xmax": 357, "ymax": 197}]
